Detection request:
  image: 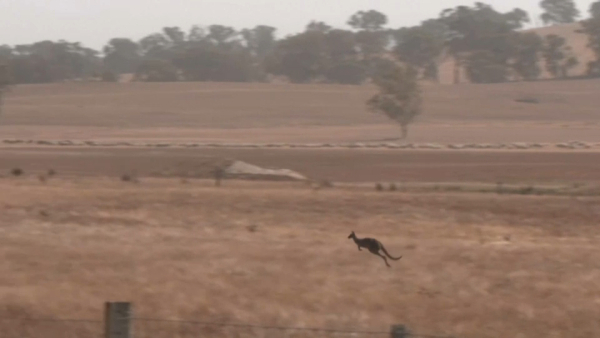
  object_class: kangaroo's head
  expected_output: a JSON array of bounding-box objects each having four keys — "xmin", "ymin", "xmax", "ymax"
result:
[{"xmin": 348, "ymin": 231, "xmax": 356, "ymax": 239}]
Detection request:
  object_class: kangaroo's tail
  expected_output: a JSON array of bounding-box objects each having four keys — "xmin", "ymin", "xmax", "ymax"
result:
[{"xmin": 380, "ymin": 243, "xmax": 402, "ymax": 260}]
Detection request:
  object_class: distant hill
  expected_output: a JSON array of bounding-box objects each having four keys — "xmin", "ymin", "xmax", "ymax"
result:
[{"xmin": 437, "ymin": 23, "xmax": 595, "ymax": 84}]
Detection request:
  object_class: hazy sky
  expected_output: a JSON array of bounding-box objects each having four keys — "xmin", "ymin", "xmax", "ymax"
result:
[{"xmin": 0, "ymin": 0, "xmax": 596, "ymax": 50}]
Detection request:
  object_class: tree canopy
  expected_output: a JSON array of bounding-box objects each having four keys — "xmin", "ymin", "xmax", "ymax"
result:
[
  {"xmin": 540, "ymin": 0, "xmax": 580, "ymax": 25},
  {"xmin": 0, "ymin": 1, "xmax": 597, "ymax": 86}
]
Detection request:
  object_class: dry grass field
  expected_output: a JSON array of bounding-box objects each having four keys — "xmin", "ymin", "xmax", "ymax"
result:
[{"xmin": 0, "ymin": 177, "xmax": 599, "ymax": 338}]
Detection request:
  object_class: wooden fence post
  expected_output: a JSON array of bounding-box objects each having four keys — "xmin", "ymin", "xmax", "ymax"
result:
[
  {"xmin": 214, "ymin": 166, "xmax": 224, "ymax": 187},
  {"xmin": 390, "ymin": 324, "xmax": 409, "ymax": 338},
  {"xmin": 105, "ymin": 302, "xmax": 132, "ymax": 338}
]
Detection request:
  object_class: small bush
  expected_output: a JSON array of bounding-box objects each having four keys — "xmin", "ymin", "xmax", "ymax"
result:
[
  {"xmin": 519, "ymin": 186, "xmax": 535, "ymax": 195},
  {"xmin": 101, "ymin": 70, "xmax": 118, "ymax": 82},
  {"xmin": 121, "ymin": 174, "xmax": 132, "ymax": 182},
  {"xmin": 11, "ymin": 168, "xmax": 23, "ymax": 176},
  {"xmin": 389, "ymin": 183, "xmax": 397, "ymax": 191},
  {"xmin": 375, "ymin": 183, "xmax": 384, "ymax": 191},
  {"xmin": 38, "ymin": 175, "xmax": 47, "ymax": 183},
  {"xmin": 47, "ymin": 169, "xmax": 56, "ymax": 176}
]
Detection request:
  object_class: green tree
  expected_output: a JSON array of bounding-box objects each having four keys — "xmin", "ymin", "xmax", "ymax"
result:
[
  {"xmin": 440, "ymin": 3, "xmax": 530, "ymax": 83},
  {"xmin": 207, "ymin": 25, "xmax": 239, "ymax": 48},
  {"xmin": 6, "ymin": 40, "xmax": 100, "ymax": 83},
  {"xmin": 103, "ymin": 38, "xmax": 141, "ymax": 74},
  {"xmin": 367, "ymin": 62, "xmax": 422, "ymax": 140},
  {"xmin": 325, "ymin": 61, "xmax": 366, "ymax": 84},
  {"xmin": 306, "ymin": 21, "xmax": 332, "ymax": 33},
  {"xmin": 325, "ymin": 29, "xmax": 357, "ymax": 62},
  {"xmin": 581, "ymin": 1, "xmax": 600, "ymax": 76},
  {"xmin": 8, "ymin": 54, "xmax": 51, "ymax": 83},
  {"xmin": 162, "ymin": 26, "xmax": 186, "ymax": 45},
  {"xmin": 540, "ymin": 0, "xmax": 580, "ymax": 25},
  {"xmin": 543, "ymin": 34, "xmax": 579, "ymax": 78},
  {"xmin": 511, "ymin": 32, "xmax": 544, "ymax": 80},
  {"xmin": 134, "ymin": 59, "xmax": 179, "ymax": 82},
  {"xmin": 242, "ymin": 25, "xmax": 277, "ymax": 60},
  {"xmin": 0, "ymin": 45, "xmax": 13, "ymax": 58},
  {"xmin": 466, "ymin": 50, "xmax": 510, "ymax": 83},
  {"xmin": 139, "ymin": 33, "xmax": 172, "ymax": 60},
  {"xmin": 347, "ymin": 10, "xmax": 389, "ymax": 64},
  {"xmin": 188, "ymin": 25, "xmax": 207, "ymax": 42},
  {"xmin": 591, "ymin": 1, "xmax": 600, "ymax": 18},
  {"xmin": 139, "ymin": 27, "xmax": 188, "ymax": 61},
  {"xmin": 347, "ymin": 10, "xmax": 388, "ymax": 31},
  {"xmin": 266, "ymin": 31, "xmax": 328, "ymax": 83},
  {"xmin": 393, "ymin": 24, "xmax": 445, "ymax": 82},
  {"xmin": 0, "ymin": 62, "xmax": 9, "ymax": 119},
  {"xmin": 173, "ymin": 44, "xmax": 256, "ymax": 82},
  {"xmin": 101, "ymin": 69, "xmax": 118, "ymax": 82}
]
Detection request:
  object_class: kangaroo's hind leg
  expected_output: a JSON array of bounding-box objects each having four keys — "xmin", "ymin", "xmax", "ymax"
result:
[{"xmin": 370, "ymin": 248, "xmax": 390, "ymax": 267}]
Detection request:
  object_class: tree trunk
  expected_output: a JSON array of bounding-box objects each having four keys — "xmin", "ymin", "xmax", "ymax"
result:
[
  {"xmin": 400, "ymin": 124, "xmax": 408, "ymax": 140},
  {"xmin": 0, "ymin": 90, "xmax": 4, "ymax": 120},
  {"xmin": 453, "ymin": 54, "xmax": 461, "ymax": 84}
]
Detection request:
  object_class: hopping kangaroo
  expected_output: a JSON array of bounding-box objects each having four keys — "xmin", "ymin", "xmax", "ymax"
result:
[{"xmin": 348, "ymin": 231, "xmax": 402, "ymax": 267}]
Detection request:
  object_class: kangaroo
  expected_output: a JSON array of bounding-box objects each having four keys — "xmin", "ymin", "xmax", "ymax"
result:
[{"xmin": 348, "ymin": 231, "xmax": 402, "ymax": 268}]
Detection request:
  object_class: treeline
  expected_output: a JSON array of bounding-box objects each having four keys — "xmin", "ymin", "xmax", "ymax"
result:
[{"xmin": 2, "ymin": 0, "xmax": 600, "ymax": 85}]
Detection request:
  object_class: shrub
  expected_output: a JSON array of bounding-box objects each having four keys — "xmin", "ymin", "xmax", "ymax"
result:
[
  {"xmin": 11, "ymin": 168, "xmax": 23, "ymax": 176},
  {"xmin": 101, "ymin": 70, "xmax": 118, "ymax": 82}
]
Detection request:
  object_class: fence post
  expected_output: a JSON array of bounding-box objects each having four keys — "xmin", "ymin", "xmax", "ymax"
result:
[
  {"xmin": 105, "ymin": 302, "xmax": 132, "ymax": 338},
  {"xmin": 390, "ymin": 324, "xmax": 410, "ymax": 338}
]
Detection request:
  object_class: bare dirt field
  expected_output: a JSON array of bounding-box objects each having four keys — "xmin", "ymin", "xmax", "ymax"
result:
[
  {"xmin": 2, "ymin": 79, "xmax": 600, "ymax": 144},
  {"xmin": 2, "ymin": 147, "xmax": 600, "ymax": 184},
  {"xmin": 0, "ymin": 178, "xmax": 598, "ymax": 338}
]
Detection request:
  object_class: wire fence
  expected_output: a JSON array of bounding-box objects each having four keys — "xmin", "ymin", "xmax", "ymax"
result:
[
  {"xmin": 133, "ymin": 317, "xmax": 392, "ymax": 338},
  {"xmin": 0, "ymin": 302, "xmax": 458, "ymax": 338},
  {"xmin": 0, "ymin": 317, "xmax": 104, "ymax": 338},
  {"xmin": 132, "ymin": 317, "xmax": 457, "ymax": 338},
  {"xmin": 0, "ymin": 318, "xmax": 455, "ymax": 338}
]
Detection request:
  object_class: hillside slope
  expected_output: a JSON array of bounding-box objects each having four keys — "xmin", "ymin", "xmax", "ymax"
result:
[{"xmin": 438, "ymin": 23, "xmax": 594, "ymax": 84}]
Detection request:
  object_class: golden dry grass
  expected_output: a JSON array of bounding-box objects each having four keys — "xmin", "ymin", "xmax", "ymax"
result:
[{"xmin": 0, "ymin": 177, "xmax": 599, "ymax": 338}]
